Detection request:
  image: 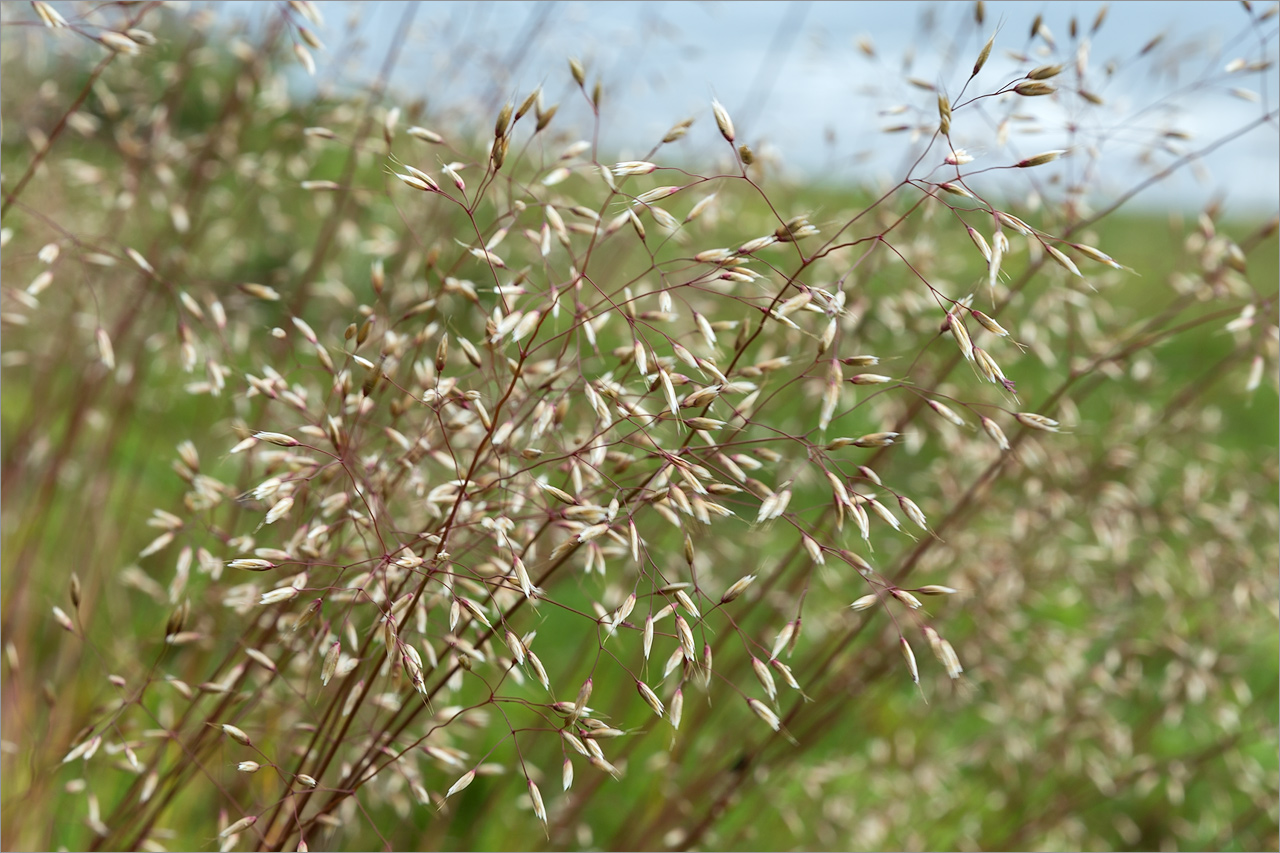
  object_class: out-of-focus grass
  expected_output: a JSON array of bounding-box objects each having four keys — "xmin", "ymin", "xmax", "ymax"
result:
[
  {"xmin": 2, "ymin": 6, "xmax": 1276, "ymax": 850},
  {"xmin": 8, "ymin": 164, "xmax": 1274, "ymax": 848}
]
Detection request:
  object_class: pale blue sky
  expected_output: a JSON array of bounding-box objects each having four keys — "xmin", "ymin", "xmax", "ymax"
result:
[{"xmin": 259, "ymin": 1, "xmax": 1278, "ymax": 213}]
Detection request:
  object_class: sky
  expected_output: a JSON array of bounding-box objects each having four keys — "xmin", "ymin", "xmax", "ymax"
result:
[{"xmin": 249, "ymin": 1, "xmax": 1279, "ymax": 214}]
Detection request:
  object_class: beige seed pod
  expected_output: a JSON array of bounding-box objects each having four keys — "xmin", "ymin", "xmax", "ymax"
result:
[
  {"xmin": 820, "ymin": 360, "xmax": 842, "ymax": 430},
  {"xmin": 694, "ymin": 311, "xmax": 717, "ymax": 349},
  {"xmin": 675, "ymin": 614, "xmax": 696, "ymax": 662},
  {"xmin": 891, "ymin": 589, "xmax": 923, "ymax": 610},
  {"xmin": 298, "ymin": 178, "xmax": 340, "ymax": 192},
  {"xmin": 1015, "ymin": 412, "xmax": 1061, "ymax": 432},
  {"xmin": 560, "ymin": 731, "xmax": 588, "ymax": 757},
  {"xmin": 1046, "ymin": 244, "xmax": 1083, "ymax": 277},
  {"xmin": 755, "ymin": 489, "xmax": 779, "ymax": 523},
  {"xmin": 492, "ymin": 101, "xmax": 513, "ymax": 139},
  {"xmin": 950, "ymin": 317, "xmax": 975, "ymax": 362},
  {"xmin": 1026, "ymin": 63, "xmax": 1065, "ymax": 80},
  {"xmin": 970, "ymin": 309, "xmax": 1009, "ymax": 337},
  {"xmin": 720, "ymin": 574, "xmax": 756, "ymax": 603},
  {"xmin": 669, "ymin": 688, "xmax": 684, "ymax": 730},
  {"xmin": 613, "ymin": 160, "xmax": 658, "ymax": 176},
  {"xmin": 513, "ymin": 555, "xmax": 536, "ymax": 600},
  {"xmin": 33, "ymin": 1, "xmax": 68, "ymax": 27},
  {"xmin": 581, "ymin": 734, "xmax": 608, "ymax": 758},
  {"xmin": 513, "ymin": 87, "xmax": 540, "ymax": 122},
  {"xmin": 685, "ymin": 193, "xmax": 717, "ymax": 223},
  {"xmin": 538, "ymin": 482, "xmax": 576, "ymax": 505},
  {"xmin": 94, "ymin": 327, "xmax": 115, "ymax": 371},
  {"xmin": 259, "ymin": 586, "xmax": 298, "ymax": 605},
  {"xmin": 900, "ymin": 637, "xmax": 919, "ymax": 684},
  {"xmin": 898, "ymin": 496, "xmax": 928, "ymax": 530},
  {"xmin": 588, "ymin": 755, "xmax": 621, "ymax": 779},
  {"xmin": 573, "ymin": 678, "xmax": 593, "ymax": 720},
  {"xmin": 939, "ymin": 639, "xmax": 964, "ymax": 679},
  {"xmin": 406, "ymin": 165, "xmax": 441, "ymax": 191},
  {"xmin": 801, "ymin": 535, "xmax": 825, "ymax": 565},
  {"xmin": 927, "ymin": 399, "xmax": 967, "ymax": 426},
  {"xmin": 253, "ymin": 431, "xmax": 299, "ymax": 447},
  {"xmin": 1071, "ymin": 242, "xmax": 1124, "ymax": 269},
  {"xmin": 1013, "ymin": 80, "xmax": 1055, "ymax": 96},
  {"xmin": 264, "ymin": 496, "xmax": 293, "ymax": 525},
  {"xmin": 973, "ymin": 33, "xmax": 995, "ymax": 75},
  {"xmin": 711, "ymin": 99, "xmax": 735, "ymax": 142},
  {"xmin": 1017, "ymin": 149, "xmax": 1065, "ymax": 168},
  {"xmin": 27, "ymin": 269, "xmax": 54, "ymax": 296},
  {"xmin": 987, "ymin": 232, "xmax": 1007, "ymax": 294},
  {"xmin": 752, "ymin": 657, "xmax": 777, "ymax": 702},
  {"xmin": 458, "ymin": 597, "xmax": 492, "ymax": 629},
  {"xmin": 853, "ymin": 432, "xmax": 899, "ymax": 447},
  {"xmin": 747, "ymin": 697, "xmax": 781, "ymax": 731},
  {"xmin": 394, "ymin": 171, "xmax": 434, "ymax": 192},
  {"xmin": 1246, "ymin": 355, "xmax": 1265, "ymax": 392},
  {"xmin": 407, "ymin": 126, "xmax": 444, "ymax": 143},
  {"xmin": 663, "ymin": 117, "xmax": 694, "ymax": 143},
  {"xmin": 61, "ymin": 735, "xmax": 99, "ymax": 764},
  {"xmin": 850, "ymin": 501, "xmax": 871, "ymax": 541},
  {"xmin": 739, "ymin": 235, "xmax": 777, "ymax": 254},
  {"xmin": 140, "ymin": 771, "xmax": 158, "ymax": 804},
  {"xmin": 627, "ymin": 208, "xmax": 646, "ymax": 240},
  {"xmin": 818, "ymin": 318, "xmax": 838, "ymax": 355},
  {"xmin": 527, "ymin": 651, "xmax": 550, "ymax": 690},
  {"xmin": 221, "ymin": 724, "xmax": 252, "ymax": 745},
  {"xmin": 528, "ymin": 780, "xmax": 547, "ymax": 825},
  {"xmin": 996, "ymin": 210, "xmax": 1034, "ymax": 235},
  {"xmin": 637, "ymin": 680, "xmax": 665, "ymax": 717},
  {"xmin": 771, "ymin": 621, "xmax": 795, "ymax": 659},
  {"xmin": 770, "ymin": 658, "xmax": 803, "ymax": 692},
  {"xmin": 535, "ymin": 101, "xmax": 559, "ymax": 132},
  {"xmin": 972, "ymin": 346, "xmax": 1006, "ymax": 387},
  {"xmin": 981, "ymin": 416, "xmax": 1010, "ymax": 450},
  {"xmin": 860, "ymin": 494, "xmax": 901, "ymax": 527},
  {"xmin": 503, "ymin": 630, "xmax": 527, "ymax": 666},
  {"xmin": 227, "ymin": 558, "xmax": 272, "ymax": 571},
  {"xmin": 850, "ymin": 593, "xmax": 878, "ymax": 611},
  {"xmin": 445, "ymin": 769, "xmax": 476, "ymax": 800},
  {"xmin": 219, "ymin": 815, "xmax": 257, "ymax": 838},
  {"xmin": 634, "ymin": 186, "xmax": 680, "ymax": 205},
  {"xmin": 663, "ymin": 646, "xmax": 685, "ymax": 679}
]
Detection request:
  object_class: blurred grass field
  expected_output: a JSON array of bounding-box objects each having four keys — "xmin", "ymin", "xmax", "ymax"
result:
[{"xmin": 2, "ymin": 4, "xmax": 1278, "ymax": 851}]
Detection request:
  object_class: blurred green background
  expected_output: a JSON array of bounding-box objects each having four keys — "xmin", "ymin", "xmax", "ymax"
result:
[{"xmin": 2, "ymin": 3, "xmax": 1277, "ymax": 851}]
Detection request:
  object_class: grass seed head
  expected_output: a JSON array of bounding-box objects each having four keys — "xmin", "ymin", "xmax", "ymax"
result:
[
  {"xmin": 711, "ymin": 99, "xmax": 736, "ymax": 142},
  {"xmin": 973, "ymin": 33, "xmax": 995, "ymax": 75}
]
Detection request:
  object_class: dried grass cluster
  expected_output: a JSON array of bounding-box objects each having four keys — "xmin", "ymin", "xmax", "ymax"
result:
[{"xmin": 2, "ymin": 2, "xmax": 1277, "ymax": 851}]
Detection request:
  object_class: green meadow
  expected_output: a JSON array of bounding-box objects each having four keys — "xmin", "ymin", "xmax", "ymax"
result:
[{"xmin": 2, "ymin": 3, "xmax": 1277, "ymax": 851}]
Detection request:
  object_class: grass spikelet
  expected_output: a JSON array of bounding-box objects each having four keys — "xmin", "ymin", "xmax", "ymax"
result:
[{"xmin": 7, "ymin": 7, "xmax": 1275, "ymax": 852}]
